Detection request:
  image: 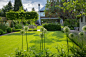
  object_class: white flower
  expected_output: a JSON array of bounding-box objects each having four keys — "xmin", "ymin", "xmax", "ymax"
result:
[
  {"xmin": 24, "ymin": 26, "xmax": 29, "ymax": 31},
  {"xmin": 43, "ymin": 28, "xmax": 47, "ymax": 33},
  {"xmin": 63, "ymin": 26, "xmax": 70, "ymax": 33},
  {"xmin": 82, "ymin": 25, "xmax": 86, "ymax": 32},
  {"xmin": 20, "ymin": 30, "xmax": 25, "ymax": 35},
  {"xmin": 40, "ymin": 27, "xmax": 44, "ymax": 32},
  {"xmin": 79, "ymin": 32, "xmax": 85, "ymax": 37},
  {"xmin": 69, "ymin": 33, "xmax": 75, "ymax": 38},
  {"xmin": 39, "ymin": 33, "xmax": 44, "ymax": 38}
]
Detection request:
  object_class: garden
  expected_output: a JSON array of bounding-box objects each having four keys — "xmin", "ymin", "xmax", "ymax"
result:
[
  {"xmin": 0, "ymin": 0, "xmax": 86, "ymax": 57},
  {"xmin": 0, "ymin": 20, "xmax": 86, "ymax": 57}
]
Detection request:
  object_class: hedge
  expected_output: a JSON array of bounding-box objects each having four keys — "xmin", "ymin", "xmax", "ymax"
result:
[
  {"xmin": 43, "ymin": 23, "xmax": 61, "ymax": 31},
  {"xmin": 6, "ymin": 11, "xmax": 38, "ymax": 20}
]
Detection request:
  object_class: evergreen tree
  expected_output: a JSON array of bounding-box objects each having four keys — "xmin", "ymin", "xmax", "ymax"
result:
[
  {"xmin": 14, "ymin": 0, "xmax": 23, "ymax": 11},
  {"xmin": 8, "ymin": 1, "xmax": 12, "ymax": 11},
  {"xmin": 32, "ymin": 7, "xmax": 35, "ymax": 11}
]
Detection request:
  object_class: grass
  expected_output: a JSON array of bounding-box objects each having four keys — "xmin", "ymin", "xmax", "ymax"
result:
[{"xmin": 0, "ymin": 30, "xmax": 73, "ymax": 57}]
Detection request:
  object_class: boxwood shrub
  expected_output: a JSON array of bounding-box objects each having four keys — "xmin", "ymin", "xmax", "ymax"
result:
[
  {"xmin": 15, "ymin": 24, "xmax": 22, "ymax": 29},
  {"xmin": 0, "ymin": 29, "xmax": 4, "ymax": 35},
  {"xmin": 6, "ymin": 27, "xmax": 12, "ymax": 33},
  {"xmin": 43, "ymin": 23, "xmax": 61, "ymax": 31}
]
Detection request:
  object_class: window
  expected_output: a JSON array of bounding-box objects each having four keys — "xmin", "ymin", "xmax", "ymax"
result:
[{"xmin": 81, "ymin": 17, "xmax": 83, "ymax": 22}]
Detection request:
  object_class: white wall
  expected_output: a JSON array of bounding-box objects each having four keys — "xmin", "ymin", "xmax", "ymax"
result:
[
  {"xmin": 80, "ymin": 16, "xmax": 86, "ymax": 31},
  {"xmin": 40, "ymin": 12, "xmax": 45, "ymax": 17}
]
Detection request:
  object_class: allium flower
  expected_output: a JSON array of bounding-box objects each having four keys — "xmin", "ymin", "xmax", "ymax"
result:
[
  {"xmin": 69, "ymin": 33, "xmax": 75, "ymax": 38},
  {"xmin": 79, "ymin": 32, "xmax": 85, "ymax": 37},
  {"xmin": 20, "ymin": 30, "xmax": 25, "ymax": 35},
  {"xmin": 40, "ymin": 27, "xmax": 44, "ymax": 32},
  {"xmin": 82, "ymin": 25, "xmax": 86, "ymax": 32},
  {"xmin": 43, "ymin": 28, "xmax": 47, "ymax": 33},
  {"xmin": 24, "ymin": 26, "xmax": 29, "ymax": 31},
  {"xmin": 39, "ymin": 33, "xmax": 44, "ymax": 38},
  {"xmin": 63, "ymin": 26, "xmax": 70, "ymax": 33}
]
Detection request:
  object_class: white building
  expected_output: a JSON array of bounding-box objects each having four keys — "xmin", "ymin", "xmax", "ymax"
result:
[
  {"xmin": 38, "ymin": 0, "xmax": 63, "ymax": 25},
  {"xmin": 79, "ymin": 16, "xmax": 86, "ymax": 31}
]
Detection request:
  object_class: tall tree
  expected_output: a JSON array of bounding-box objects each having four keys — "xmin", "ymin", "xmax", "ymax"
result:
[
  {"xmin": 8, "ymin": 1, "xmax": 12, "ymax": 11},
  {"xmin": 1, "ymin": 1, "xmax": 13, "ymax": 17},
  {"xmin": 14, "ymin": 0, "xmax": 23, "ymax": 11},
  {"xmin": 32, "ymin": 7, "xmax": 35, "ymax": 11}
]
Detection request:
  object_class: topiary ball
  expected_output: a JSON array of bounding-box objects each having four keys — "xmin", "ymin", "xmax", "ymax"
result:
[
  {"xmin": 6, "ymin": 27, "xmax": 12, "ymax": 33},
  {"xmin": 0, "ymin": 29, "xmax": 4, "ymax": 35}
]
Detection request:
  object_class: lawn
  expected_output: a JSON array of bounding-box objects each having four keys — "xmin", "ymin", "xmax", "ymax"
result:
[{"xmin": 0, "ymin": 31, "xmax": 73, "ymax": 57}]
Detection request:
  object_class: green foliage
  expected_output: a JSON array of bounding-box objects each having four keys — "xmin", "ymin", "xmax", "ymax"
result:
[
  {"xmin": 32, "ymin": 7, "xmax": 35, "ymax": 11},
  {"xmin": 43, "ymin": 23, "xmax": 61, "ymax": 31},
  {"xmin": 6, "ymin": 11, "xmax": 18, "ymax": 20},
  {"xmin": 6, "ymin": 11, "xmax": 38, "ymax": 20},
  {"xmin": 0, "ymin": 29, "xmax": 4, "ymax": 35},
  {"xmin": 8, "ymin": 1, "xmax": 12, "ymax": 11},
  {"xmin": 15, "ymin": 24, "xmax": 22, "ymax": 29},
  {"xmin": 15, "ymin": 48, "xmax": 54, "ymax": 57},
  {"xmin": 0, "ymin": 1, "xmax": 13, "ymax": 17},
  {"xmin": 64, "ymin": 19, "xmax": 79, "ymax": 30},
  {"xmin": 25, "ymin": 12, "xmax": 38, "ymax": 20},
  {"xmin": 14, "ymin": 0, "xmax": 23, "ymax": 11},
  {"xmin": 0, "ymin": 23, "xmax": 7, "ymax": 31},
  {"xmin": 22, "ymin": 21, "xmax": 27, "ymax": 25},
  {"xmin": 6, "ymin": 27, "xmax": 12, "ymax": 33}
]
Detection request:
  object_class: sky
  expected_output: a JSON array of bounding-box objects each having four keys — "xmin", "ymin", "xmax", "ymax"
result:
[{"xmin": 0, "ymin": 0, "xmax": 47, "ymax": 11}]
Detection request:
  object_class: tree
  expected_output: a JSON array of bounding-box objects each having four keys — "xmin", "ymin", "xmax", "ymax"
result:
[
  {"xmin": 60, "ymin": 0, "xmax": 86, "ymax": 19},
  {"xmin": 8, "ymin": 1, "xmax": 12, "ymax": 11},
  {"xmin": 1, "ymin": 5, "xmax": 9, "ymax": 17},
  {"xmin": 1, "ymin": 1, "xmax": 13, "ymax": 17},
  {"xmin": 32, "ymin": 7, "xmax": 35, "ymax": 11},
  {"xmin": 45, "ymin": 0, "xmax": 86, "ymax": 19},
  {"xmin": 14, "ymin": 0, "xmax": 23, "ymax": 11}
]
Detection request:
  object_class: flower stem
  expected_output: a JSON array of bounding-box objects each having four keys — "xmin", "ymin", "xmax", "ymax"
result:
[
  {"xmin": 22, "ymin": 34, "xmax": 23, "ymax": 50},
  {"xmin": 40, "ymin": 38, "xmax": 41, "ymax": 50},
  {"xmin": 44, "ymin": 33, "xmax": 45, "ymax": 49},
  {"xmin": 66, "ymin": 33, "xmax": 69, "ymax": 55},
  {"xmin": 26, "ymin": 31, "xmax": 28, "ymax": 51}
]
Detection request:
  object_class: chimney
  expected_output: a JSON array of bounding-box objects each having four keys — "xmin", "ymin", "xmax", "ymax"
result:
[{"xmin": 38, "ymin": 4, "xmax": 40, "ymax": 12}]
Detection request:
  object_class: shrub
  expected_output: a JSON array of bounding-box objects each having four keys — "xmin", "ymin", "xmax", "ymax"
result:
[
  {"xmin": 43, "ymin": 23, "xmax": 61, "ymax": 31},
  {"xmin": 0, "ymin": 23, "xmax": 7, "ymax": 31},
  {"xmin": 15, "ymin": 24, "xmax": 22, "ymax": 29},
  {"xmin": 0, "ymin": 29, "xmax": 4, "ymax": 35},
  {"xmin": 6, "ymin": 27, "xmax": 12, "ymax": 33},
  {"xmin": 23, "ymin": 21, "xmax": 26, "ymax": 25}
]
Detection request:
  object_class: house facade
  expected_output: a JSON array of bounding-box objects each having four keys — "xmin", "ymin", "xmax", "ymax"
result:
[{"xmin": 38, "ymin": 0, "xmax": 63, "ymax": 25}]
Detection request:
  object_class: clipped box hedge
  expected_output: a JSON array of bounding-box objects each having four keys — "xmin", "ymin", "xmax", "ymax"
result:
[{"xmin": 43, "ymin": 23, "xmax": 61, "ymax": 31}]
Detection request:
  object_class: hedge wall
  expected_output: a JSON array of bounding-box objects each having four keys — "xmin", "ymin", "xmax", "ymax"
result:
[
  {"xmin": 43, "ymin": 23, "xmax": 61, "ymax": 31},
  {"xmin": 6, "ymin": 11, "xmax": 38, "ymax": 20}
]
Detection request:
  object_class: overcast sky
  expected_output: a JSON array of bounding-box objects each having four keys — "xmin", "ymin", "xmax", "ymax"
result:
[{"xmin": 0, "ymin": 0, "xmax": 47, "ymax": 11}]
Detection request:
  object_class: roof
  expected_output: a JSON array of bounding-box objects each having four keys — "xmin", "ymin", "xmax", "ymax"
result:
[{"xmin": 39, "ymin": 6, "xmax": 45, "ymax": 12}]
